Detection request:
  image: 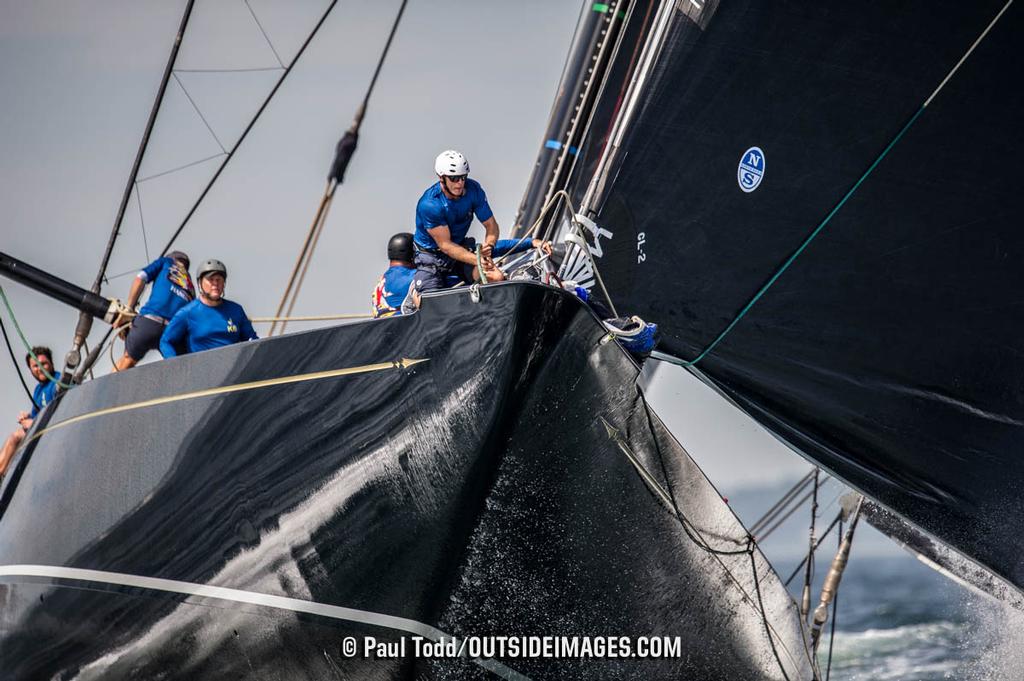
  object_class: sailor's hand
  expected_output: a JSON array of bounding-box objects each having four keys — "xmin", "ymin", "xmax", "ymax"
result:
[
  {"xmin": 17, "ymin": 413, "xmax": 32, "ymax": 429},
  {"xmin": 484, "ymin": 265, "xmax": 505, "ymax": 283},
  {"xmin": 481, "ymin": 242, "xmax": 494, "ymax": 259},
  {"xmin": 113, "ymin": 312, "xmax": 133, "ymax": 338},
  {"xmin": 532, "ymin": 239, "xmax": 553, "ymax": 255}
]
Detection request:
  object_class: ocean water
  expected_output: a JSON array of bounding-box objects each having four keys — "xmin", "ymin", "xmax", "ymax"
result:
[
  {"xmin": 789, "ymin": 547, "xmax": 1024, "ymax": 681},
  {"xmin": 719, "ymin": 482, "xmax": 1024, "ymax": 681}
]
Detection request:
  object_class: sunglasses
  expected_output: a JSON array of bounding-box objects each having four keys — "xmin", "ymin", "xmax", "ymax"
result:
[{"xmin": 445, "ymin": 175, "xmax": 467, "ymax": 183}]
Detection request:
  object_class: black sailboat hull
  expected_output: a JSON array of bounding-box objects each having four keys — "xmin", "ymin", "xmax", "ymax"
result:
[{"xmin": 0, "ymin": 283, "xmax": 809, "ymax": 680}]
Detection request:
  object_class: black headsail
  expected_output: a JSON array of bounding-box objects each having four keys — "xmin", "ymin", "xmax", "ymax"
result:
[{"xmin": 531, "ymin": 1, "xmax": 1024, "ymax": 592}]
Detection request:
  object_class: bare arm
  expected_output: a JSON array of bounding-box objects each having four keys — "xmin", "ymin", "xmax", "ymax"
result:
[
  {"xmin": 480, "ymin": 216, "xmax": 500, "ymax": 258},
  {"xmin": 427, "ymin": 225, "xmax": 479, "ymax": 266},
  {"xmin": 125, "ymin": 275, "xmax": 147, "ymax": 309}
]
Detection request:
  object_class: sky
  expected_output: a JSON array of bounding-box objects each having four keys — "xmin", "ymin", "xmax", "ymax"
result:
[{"xmin": 0, "ymin": 0, "xmax": 903, "ymax": 560}]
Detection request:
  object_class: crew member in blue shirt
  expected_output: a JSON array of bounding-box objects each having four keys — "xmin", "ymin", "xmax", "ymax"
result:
[
  {"xmin": 379, "ymin": 230, "xmax": 552, "ymax": 316},
  {"xmin": 115, "ymin": 250, "xmax": 195, "ymax": 370},
  {"xmin": 0, "ymin": 346, "xmax": 62, "ymax": 478},
  {"xmin": 160, "ymin": 259, "xmax": 258, "ymax": 357},
  {"xmin": 412, "ymin": 150, "xmax": 507, "ymax": 292},
  {"xmin": 372, "ymin": 233, "xmax": 417, "ymax": 318}
]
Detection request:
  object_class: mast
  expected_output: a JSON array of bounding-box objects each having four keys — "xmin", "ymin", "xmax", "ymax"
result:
[
  {"xmin": 513, "ymin": 1, "xmax": 632, "ymax": 239},
  {"xmin": 63, "ymin": 0, "xmax": 196, "ymax": 384}
]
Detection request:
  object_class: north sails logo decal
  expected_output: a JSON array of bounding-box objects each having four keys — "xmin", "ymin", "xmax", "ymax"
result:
[
  {"xmin": 737, "ymin": 146, "xmax": 765, "ymax": 193},
  {"xmin": 560, "ymin": 221, "xmax": 613, "ymax": 292}
]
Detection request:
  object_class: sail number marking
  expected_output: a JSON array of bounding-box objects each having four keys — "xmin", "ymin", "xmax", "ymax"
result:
[{"xmin": 637, "ymin": 232, "xmax": 646, "ymax": 264}]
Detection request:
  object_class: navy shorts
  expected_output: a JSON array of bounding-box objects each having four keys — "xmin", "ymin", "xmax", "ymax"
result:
[
  {"xmin": 124, "ymin": 316, "xmax": 166, "ymax": 361},
  {"xmin": 413, "ymin": 249, "xmax": 477, "ymax": 293}
]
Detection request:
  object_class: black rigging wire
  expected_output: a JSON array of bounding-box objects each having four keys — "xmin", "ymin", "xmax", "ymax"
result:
[
  {"xmin": 174, "ymin": 66, "xmax": 284, "ymax": 73},
  {"xmin": 90, "ymin": 0, "xmax": 196, "ymax": 295},
  {"xmin": 172, "ymin": 72, "xmax": 227, "ymax": 152},
  {"xmin": 159, "ymin": 0, "xmax": 341, "ymax": 257},
  {"xmin": 244, "ymin": 0, "xmax": 285, "ymax": 68},
  {"xmin": 750, "ymin": 468, "xmax": 815, "ymax": 535},
  {"xmin": 136, "ymin": 153, "xmax": 225, "ymax": 184},
  {"xmin": 637, "ymin": 389, "xmax": 796, "ymax": 680},
  {"xmin": 76, "ymin": 1, "xmax": 341, "ymax": 382},
  {"xmin": 135, "ymin": 184, "xmax": 150, "ymax": 261},
  {"xmin": 756, "ymin": 487, "xmax": 818, "ymax": 542},
  {"xmin": 784, "ymin": 511, "xmax": 842, "ymax": 587},
  {"xmin": 0, "ymin": 315, "xmax": 37, "ymax": 408},
  {"xmin": 269, "ymin": 0, "xmax": 408, "ymax": 335},
  {"xmin": 750, "ymin": 551, "xmax": 793, "ymax": 681},
  {"xmin": 359, "ymin": 0, "xmax": 408, "ymax": 117}
]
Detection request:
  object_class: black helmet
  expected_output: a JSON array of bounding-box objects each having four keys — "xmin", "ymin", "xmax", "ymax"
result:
[
  {"xmin": 387, "ymin": 233, "xmax": 414, "ymax": 262},
  {"xmin": 167, "ymin": 250, "xmax": 190, "ymax": 269},
  {"xmin": 196, "ymin": 258, "xmax": 227, "ymax": 282}
]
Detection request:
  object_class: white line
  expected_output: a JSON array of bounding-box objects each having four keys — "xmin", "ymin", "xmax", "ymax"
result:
[
  {"xmin": 924, "ymin": 0, "xmax": 1014, "ymax": 107},
  {"xmin": 0, "ymin": 564, "xmax": 529, "ymax": 680}
]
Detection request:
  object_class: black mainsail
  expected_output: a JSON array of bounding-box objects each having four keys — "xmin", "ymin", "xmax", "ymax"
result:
[{"xmin": 530, "ymin": 0, "xmax": 1024, "ymax": 592}]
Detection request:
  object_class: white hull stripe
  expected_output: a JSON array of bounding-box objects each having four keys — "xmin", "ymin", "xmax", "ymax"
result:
[{"xmin": 0, "ymin": 564, "xmax": 529, "ymax": 681}]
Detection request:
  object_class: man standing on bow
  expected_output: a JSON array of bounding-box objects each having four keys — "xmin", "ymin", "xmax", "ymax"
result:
[
  {"xmin": 0, "ymin": 347, "xmax": 61, "ymax": 477},
  {"xmin": 412, "ymin": 150, "xmax": 505, "ymax": 292},
  {"xmin": 160, "ymin": 259, "xmax": 257, "ymax": 357},
  {"xmin": 115, "ymin": 250, "xmax": 195, "ymax": 370}
]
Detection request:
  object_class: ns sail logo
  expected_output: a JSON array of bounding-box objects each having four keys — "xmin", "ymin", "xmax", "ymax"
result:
[{"xmin": 737, "ymin": 146, "xmax": 765, "ymax": 193}]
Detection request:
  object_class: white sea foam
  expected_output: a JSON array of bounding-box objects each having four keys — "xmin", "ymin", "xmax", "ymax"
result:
[
  {"xmin": 958, "ymin": 595, "xmax": 1024, "ymax": 681},
  {"xmin": 821, "ymin": 621, "xmax": 964, "ymax": 680}
]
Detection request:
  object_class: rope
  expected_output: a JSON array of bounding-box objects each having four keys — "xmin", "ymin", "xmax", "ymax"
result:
[
  {"xmin": 0, "ymin": 285, "xmax": 69, "ymax": 389},
  {"xmin": 824, "ymin": 519, "xmax": 843, "ymax": 681},
  {"xmin": 269, "ymin": 181, "xmax": 336, "ymax": 336},
  {"xmin": 252, "ymin": 313, "xmax": 371, "ymax": 323},
  {"xmin": 475, "ymin": 244, "xmax": 487, "ymax": 285},
  {"xmin": 279, "ymin": 191, "xmax": 335, "ymax": 335},
  {"xmin": 270, "ymin": 0, "xmax": 407, "ymax": 336},
  {"xmin": 0, "ymin": 313, "xmax": 37, "ymax": 407},
  {"xmin": 497, "ymin": 188, "xmax": 620, "ymax": 316},
  {"xmin": 637, "ymin": 390, "xmax": 804, "ymax": 678},
  {"xmin": 750, "ymin": 551, "xmax": 793, "ymax": 681},
  {"xmin": 675, "ymin": 1, "xmax": 1014, "ymax": 369}
]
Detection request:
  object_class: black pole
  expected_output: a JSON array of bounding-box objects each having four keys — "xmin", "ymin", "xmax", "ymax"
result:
[
  {"xmin": 0, "ymin": 252, "xmax": 114, "ymax": 322},
  {"xmin": 65, "ymin": 0, "xmax": 196, "ymax": 382},
  {"xmin": 92, "ymin": 0, "xmax": 196, "ymax": 294},
  {"xmin": 159, "ymin": 0, "xmax": 341, "ymax": 256}
]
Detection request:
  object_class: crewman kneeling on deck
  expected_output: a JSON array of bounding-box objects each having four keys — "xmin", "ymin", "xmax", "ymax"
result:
[
  {"xmin": 160, "ymin": 259, "xmax": 257, "ymax": 357},
  {"xmin": 0, "ymin": 346, "xmax": 61, "ymax": 478},
  {"xmin": 371, "ymin": 232, "xmax": 417, "ymax": 318},
  {"xmin": 413, "ymin": 150, "xmax": 506, "ymax": 292},
  {"xmin": 114, "ymin": 250, "xmax": 195, "ymax": 371}
]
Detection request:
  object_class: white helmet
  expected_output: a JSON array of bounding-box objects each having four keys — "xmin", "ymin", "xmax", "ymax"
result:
[{"xmin": 434, "ymin": 150, "xmax": 470, "ymax": 177}]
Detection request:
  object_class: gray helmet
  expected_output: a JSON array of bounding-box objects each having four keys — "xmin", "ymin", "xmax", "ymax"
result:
[{"xmin": 196, "ymin": 258, "xmax": 227, "ymax": 282}]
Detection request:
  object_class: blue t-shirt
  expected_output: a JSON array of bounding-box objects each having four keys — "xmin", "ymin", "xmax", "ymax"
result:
[
  {"xmin": 160, "ymin": 299, "xmax": 258, "ymax": 357},
  {"xmin": 138, "ymin": 257, "xmax": 195, "ymax": 320},
  {"xmin": 414, "ymin": 179, "xmax": 494, "ymax": 250},
  {"xmin": 30, "ymin": 371, "xmax": 61, "ymax": 418},
  {"xmin": 372, "ymin": 265, "xmax": 416, "ymax": 318}
]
